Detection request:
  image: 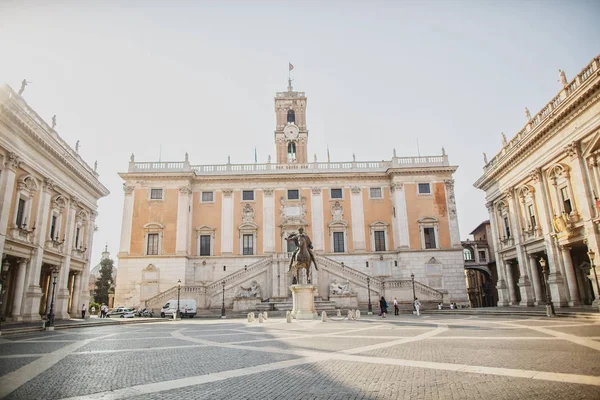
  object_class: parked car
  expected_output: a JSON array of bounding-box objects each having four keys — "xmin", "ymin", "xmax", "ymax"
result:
[
  {"xmin": 107, "ymin": 307, "xmax": 135, "ymax": 318},
  {"xmin": 160, "ymin": 299, "xmax": 196, "ymax": 318}
]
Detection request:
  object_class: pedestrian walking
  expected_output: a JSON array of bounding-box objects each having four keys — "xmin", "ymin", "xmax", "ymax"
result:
[
  {"xmin": 81, "ymin": 303, "xmax": 86, "ymax": 319},
  {"xmin": 414, "ymin": 298, "xmax": 422, "ymax": 316},
  {"xmin": 393, "ymin": 297, "xmax": 399, "ymax": 315},
  {"xmin": 379, "ymin": 296, "xmax": 388, "ymax": 318}
]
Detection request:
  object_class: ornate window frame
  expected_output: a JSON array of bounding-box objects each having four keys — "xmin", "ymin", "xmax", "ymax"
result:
[
  {"xmin": 369, "ymin": 187, "xmax": 383, "ymax": 199},
  {"xmin": 143, "ymin": 222, "xmax": 164, "ymax": 256},
  {"xmin": 329, "ymin": 220, "xmax": 348, "ymax": 253},
  {"xmin": 369, "ymin": 221, "xmax": 389, "ymax": 252},
  {"xmin": 417, "ymin": 182, "xmax": 432, "ymax": 196},
  {"xmin": 238, "ymin": 222, "xmax": 258, "ymax": 256},
  {"xmin": 330, "ymin": 188, "xmax": 344, "ymax": 200},
  {"xmin": 14, "ymin": 174, "xmax": 38, "ymax": 229},
  {"xmin": 200, "ymin": 191, "xmax": 215, "ymax": 203},
  {"xmin": 196, "ymin": 225, "xmax": 216, "ymax": 256},
  {"xmin": 418, "ymin": 217, "xmax": 440, "ymax": 249},
  {"xmin": 148, "ymin": 188, "xmax": 164, "ymax": 201},
  {"xmin": 547, "ymin": 163, "xmax": 578, "ymax": 220},
  {"xmin": 74, "ymin": 209, "xmax": 89, "ymax": 251}
]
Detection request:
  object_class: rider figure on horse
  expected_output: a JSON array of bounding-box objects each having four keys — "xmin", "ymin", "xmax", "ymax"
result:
[{"xmin": 287, "ymin": 227, "xmax": 317, "ymax": 271}]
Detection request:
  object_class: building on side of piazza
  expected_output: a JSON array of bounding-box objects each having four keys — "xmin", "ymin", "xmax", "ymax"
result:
[
  {"xmin": 0, "ymin": 84, "xmax": 109, "ymax": 321},
  {"xmin": 474, "ymin": 55, "xmax": 600, "ymax": 309},
  {"xmin": 462, "ymin": 221, "xmax": 498, "ymax": 308},
  {"xmin": 116, "ymin": 80, "xmax": 467, "ymax": 312}
]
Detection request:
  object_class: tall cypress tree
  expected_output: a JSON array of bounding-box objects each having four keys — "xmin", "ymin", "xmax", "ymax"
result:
[{"xmin": 94, "ymin": 257, "xmax": 114, "ymax": 305}]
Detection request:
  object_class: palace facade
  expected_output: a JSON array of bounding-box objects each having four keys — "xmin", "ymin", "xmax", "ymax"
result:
[
  {"xmin": 116, "ymin": 81, "xmax": 467, "ymax": 312},
  {"xmin": 474, "ymin": 55, "xmax": 600, "ymax": 308},
  {"xmin": 0, "ymin": 84, "xmax": 109, "ymax": 322}
]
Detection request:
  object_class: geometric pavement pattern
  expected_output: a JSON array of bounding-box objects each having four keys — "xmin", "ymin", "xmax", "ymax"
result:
[{"xmin": 1, "ymin": 314, "xmax": 599, "ymax": 399}]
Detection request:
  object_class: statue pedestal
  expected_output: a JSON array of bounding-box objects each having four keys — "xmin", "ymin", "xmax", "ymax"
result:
[
  {"xmin": 329, "ymin": 294, "xmax": 358, "ymax": 309},
  {"xmin": 290, "ymin": 284, "xmax": 317, "ymax": 320},
  {"xmin": 233, "ymin": 297, "xmax": 261, "ymax": 311}
]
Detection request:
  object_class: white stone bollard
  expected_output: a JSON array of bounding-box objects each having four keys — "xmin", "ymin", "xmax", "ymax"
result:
[
  {"xmin": 258, "ymin": 313, "xmax": 264, "ymax": 323},
  {"xmin": 336, "ymin": 309, "xmax": 341, "ymax": 317},
  {"xmin": 347, "ymin": 310, "xmax": 353, "ymax": 320},
  {"xmin": 321, "ymin": 311, "xmax": 327, "ymax": 322},
  {"xmin": 247, "ymin": 312, "xmax": 254, "ymax": 322},
  {"xmin": 355, "ymin": 310, "xmax": 361, "ymax": 320},
  {"xmin": 263, "ymin": 311, "xmax": 268, "ymax": 320},
  {"xmin": 286, "ymin": 311, "xmax": 292, "ymax": 323}
]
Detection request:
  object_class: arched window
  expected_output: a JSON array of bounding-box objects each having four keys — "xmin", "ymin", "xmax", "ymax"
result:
[
  {"xmin": 287, "ymin": 109, "xmax": 295, "ymax": 124},
  {"xmin": 287, "ymin": 142, "xmax": 296, "ymax": 162},
  {"xmin": 463, "ymin": 248, "xmax": 474, "ymax": 261}
]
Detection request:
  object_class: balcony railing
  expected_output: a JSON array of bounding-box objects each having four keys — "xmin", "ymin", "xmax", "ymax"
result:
[{"xmin": 128, "ymin": 155, "xmax": 450, "ymax": 175}]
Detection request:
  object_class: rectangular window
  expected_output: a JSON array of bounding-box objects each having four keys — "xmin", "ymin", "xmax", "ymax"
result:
[
  {"xmin": 374, "ymin": 230, "xmax": 386, "ymax": 251},
  {"xmin": 503, "ymin": 216, "xmax": 511, "ymax": 238},
  {"xmin": 333, "ymin": 232, "xmax": 345, "ymax": 253},
  {"xmin": 418, "ymin": 183, "xmax": 431, "ymax": 194},
  {"xmin": 287, "ymin": 237, "xmax": 297, "ymax": 253},
  {"xmin": 242, "ymin": 190, "xmax": 254, "ymax": 201},
  {"xmin": 478, "ymin": 250, "xmax": 486, "ymax": 262},
  {"xmin": 528, "ymin": 204, "xmax": 536, "ymax": 229},
  {"xmin": 150, "ymin": 189, "xmax": 163, "ymax": 200},
  {"xmin": 50, "ymin": 215, "xmax": 57, "ymax": 239},
  {"xmin": 243, "ymin": 234, "xmax": 254, "ymax": 255},
  {"xmin": 199, "ymin": 235, "xmax": 211, "ymax": 256},
  {"xmin": 147, "ymin": 233, "xmax": 159, "ymax": 255},
  {"xmin": 16, "ymin": 198, "xmax": 26, "ymax": 227},
  {"xmin": 330, "ymin": 188, "xmax": 343, "ymax": 199},
  {"xmin": 201, "ymin": 192, "xmax": 213, "ymax": 202},
  {"xmin": 370, "ymin": 188, "xmax": 382, "ymax": 198},
  {"xmin": 287, "ymin": 189, "xmax": 299, "ymax": 200},
  {"xmin": 560, "ymin": 187, "xmax": 572, "ymax": 214},
  {"xmin": 424, "ymin": 227, "xmax": 436, "ymax": 249}
]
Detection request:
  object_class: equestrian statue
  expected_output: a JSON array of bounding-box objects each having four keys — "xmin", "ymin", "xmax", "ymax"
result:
[{"xmin": 286, "ymin": 227, "xmax": 318, "ymax": 284}]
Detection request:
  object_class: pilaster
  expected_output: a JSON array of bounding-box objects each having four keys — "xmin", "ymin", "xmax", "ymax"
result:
[
  {"xmin": 350, "ymin": 187, "xmax": 366, "ymax": 251},
  {"xmin": 444, "ymin": 180, "xmax": 461, "ymax": 248},
  {"xmin": 391, "ymin": 183, "xmax": 410, "ymax": 249},
  {"xmin": 487, "ymin": 201, "xmax": 509, "ymax": 306},
  {"xmin": 263, "ymin": 189, "xmax": 275, "ymax": 253},
  {"xmin": 175, "ymin": 186, "xmax": 192, "ymax": 255},
  {"xmin": 55, "ymin": 199, "xmax": 78, "ymax": 319},
  {"xmin": 310, "ymin": 188, "xmax": 324, "ymax": 252},
  {"xmin": 118, "ymin": 185, "xmax": 135, "ymax": 256},
  {"xmin": 0, "ymin": 152, "xmax": 19, "ymax": 256},
  {"xmin": 220, "ymin": 189, "xmax": 234, "ymax": 255},
  {"xmin": 11, "ymin": 258, "xmax": 29, "ymax": 321}
]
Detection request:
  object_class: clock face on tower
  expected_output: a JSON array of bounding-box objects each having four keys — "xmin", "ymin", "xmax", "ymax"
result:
[{"xmin": 284, "ymin": 124, "xmax": 299, "ymax": 140}]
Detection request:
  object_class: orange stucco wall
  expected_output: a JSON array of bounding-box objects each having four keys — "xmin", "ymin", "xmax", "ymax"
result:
[
  {"xmin": 362, "ymin": 186, "xmax": 394, "ymax": 251},
  {"xmin": 323, "ymin": 188, "xmax": 353, "ymax": 252},
  {"xmin": 130, "ymin": 188, "xmax": 178, "ymax": 255},
  {"xmin": 232, "ymin": 190, "xmax": 264, "ymax": 255},
  {"xmin": 405, "ymin": 182, "xmax": 450, "ymax": 249},
  {"xmin": 191, "ymin": 190, "xmax": 222, "ymax": 255}
]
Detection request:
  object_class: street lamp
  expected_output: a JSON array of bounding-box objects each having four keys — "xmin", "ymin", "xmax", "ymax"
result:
[
  {"xmin": 367, "ymin": 276, "xmax": 372, "ymax": 314},
  {"xmin": 221, "ymin": 280, "xmax": 226, "ymax": 318},
  {"xmin": 177, "ymin": 279, "xmax": 181, "ymax": 320},
  {"xmin": 47, "ymin": 267, "xmax": 59, "ymax": 330},
  {"xmin": 0, "ymin": 259, "xmax": 10, "ymax": 336},
  {"xmin": 587, "ymin": 249, "xmax": 599, "ymax": 313},
  {"xmin": 410, "ymin": 272, "xmax": 416, "ymax": 301},
  {"xmin": 539, "ymin": 257, "xmax": 555, "ymax": 317}
]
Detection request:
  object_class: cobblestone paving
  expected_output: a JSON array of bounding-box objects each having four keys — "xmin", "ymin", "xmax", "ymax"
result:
[{"xmin": 0, "ymin": 315, "xmax": 599, "ymax": 399}]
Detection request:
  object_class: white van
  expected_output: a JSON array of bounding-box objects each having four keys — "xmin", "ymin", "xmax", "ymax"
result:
[{"xmin": 160, "ymin": 299, "xmax": 197, "ymax": 318}]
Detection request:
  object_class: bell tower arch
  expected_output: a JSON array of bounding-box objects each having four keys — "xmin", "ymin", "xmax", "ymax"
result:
[{"xmin": 275, "ymin": 79, "xmax": 308, "ymax": 164}]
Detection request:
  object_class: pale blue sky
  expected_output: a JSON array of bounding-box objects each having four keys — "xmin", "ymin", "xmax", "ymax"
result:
[{"xmin": 1, "ymin": 0, "xmax": 599, "ymax": 265}]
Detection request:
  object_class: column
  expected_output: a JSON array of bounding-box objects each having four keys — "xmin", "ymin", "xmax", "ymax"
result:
[
  {"xmin": 56, "ymin": 199, "xmax": 78, "ymax": 319},
  {"xmin": 560, "ymin": 246, "xmax": 581, "ymax": 306},
  {"xmin": 504, "ymin": 261, "xmax": 518, "ymax": 306},
  {"xmin": 21, "ymin": 178, "xmax": 54, "ymax": 321},
  {"xmin": 0, "ymin": 152, "xmax": 19, "ymax": 256},
  {"xmin": 11, "ymin": 258, "xmax": 29, "ymax": 321},
  {"xmin": 391, "ymin": 183, "xmax": 410, "ymax": 249},
  {"xmin": 118, "ymin": 185, "xmax": 135, "ymax": 256},
  {"xmin": 444, "ymin": 180, "xmax": 461, "ymax": 248},
  {"xmin": 487, "ymin": 201, "xmax": 509, "ymax": 306},
  {"xmin": 175, "ymin": 186, "xmax": 192, "ymax": 255},
  {"xmin": 528, "ymin": 254, "xmax": 543, "ymax": 305},
  {"xmin": 220, "ymin": 189, "xmax": 234, "ymax": 255},
  {"xmin": 350, "ymin": 187, "xmax": 366, "ymax": 251},
  {"xmin": 507, "ymin": 189, "xmax": 534, "ymax": 306},
  {"xmin": 79, "ymin": 212, "xmax": 96, "ymax": 318},
  {"xmin": 71, "ymin": 273, "xmax": 81, "ymax": 317},
  {"xmin": 310, "ymin": 188, "xmax": 324, "ymax": 252},
  {"xmin": 263, "ymin": 189, "xmax": 275, "ymax": 253}
]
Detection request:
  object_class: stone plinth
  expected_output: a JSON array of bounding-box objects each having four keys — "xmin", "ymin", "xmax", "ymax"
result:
[
  {"xmin": 233, "ymin": 297, "xmax": 260, "ymax": 311},
  {"xmin": 329, "ymin": 294, "xmax": 358, "ymax": 309},
  {"xmin": 290, "ymin": 284, "xmax": 317, "ymax": 320}
]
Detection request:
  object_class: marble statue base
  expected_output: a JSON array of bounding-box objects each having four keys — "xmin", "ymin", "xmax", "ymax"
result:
[
  {"xmin": 329, "ymin": 293, "xmax": 358, "ymax": 309},
  {"xmin": 290, "ymin": 284, "xmax": 317, "ymax": 320},
  {"xmin": 233, "ymin": 297, "xmax": 261, "ymax": 311}
]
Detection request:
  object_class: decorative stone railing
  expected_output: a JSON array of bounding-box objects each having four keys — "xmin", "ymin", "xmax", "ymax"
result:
[
  {"xmin": 384, "ymin": 279, "xmax": 443, "ymax": 300},
  {"xmin": 9, "ymin": 226, "xmax": 34, "ymax": 243},
  {"xmin": 128, "ymin": 155, "xmax": 449, "ymax": 175},
  {"xmin": 206, "ymin": 256, "xmax": 272, "ymax": 295},
  {"xmin": 482, "ymin": 55, "xmax": 600, "ymax": 175},
  {"xmin": 315, "ymin": 255, "xmax": 383, "ymax": 291}
]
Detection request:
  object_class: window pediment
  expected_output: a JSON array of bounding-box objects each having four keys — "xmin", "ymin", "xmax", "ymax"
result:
[
  {"xmin": 369, "ymin": 221, "xmax": 389, "ymax": 228},
  {"xmin": 144, "ymin": 222, "xmax": 164, "ymax": 230},
  {"xmin": 417, "ymin": 217, "xmax": 438, "ymax": 225},
  {"xmin": 17, "ymin": 174, "xmax": 39, "ymax": 194},
  {"xmin": 239, "ymin": 222, "xmax": 258, "ymax": 231}
]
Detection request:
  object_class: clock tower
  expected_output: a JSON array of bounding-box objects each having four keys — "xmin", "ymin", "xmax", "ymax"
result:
[{"xmin": 274, "ymin": 79, "xmax": 308, "ymax": 164}]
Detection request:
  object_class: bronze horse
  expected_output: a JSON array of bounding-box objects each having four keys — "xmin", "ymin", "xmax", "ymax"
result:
[{"xmin": 287, "ymin": 233, "xmax": 318, "ymax": 284}]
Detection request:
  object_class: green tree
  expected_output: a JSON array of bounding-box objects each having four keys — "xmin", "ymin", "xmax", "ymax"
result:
[{"xmin": 94, "ymin": 257, "xmax": 114, "ymax": 305}]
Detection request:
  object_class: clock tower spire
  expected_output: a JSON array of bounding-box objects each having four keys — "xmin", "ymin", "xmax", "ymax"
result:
[{"xmin": 274, "ymin": 81, "xmax": 308, "ymax": 164}]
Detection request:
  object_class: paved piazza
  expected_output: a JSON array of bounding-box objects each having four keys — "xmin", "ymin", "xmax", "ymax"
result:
[{"xmin": 0, "ymin": 315, "xmax": 599, "ymax": 399}]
